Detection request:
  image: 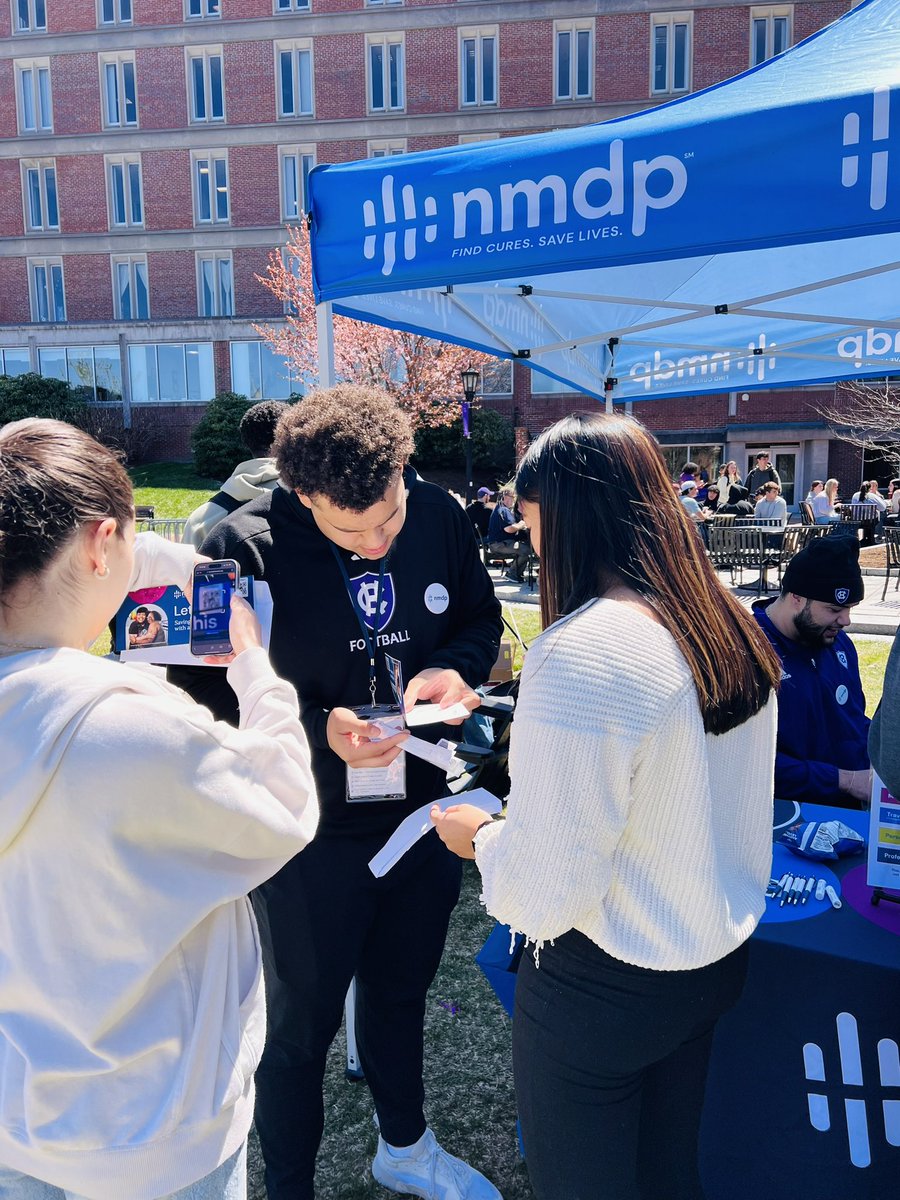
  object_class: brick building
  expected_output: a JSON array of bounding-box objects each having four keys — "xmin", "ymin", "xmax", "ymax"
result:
[{"xmin": 2, "ymin": 0, "xmax": 869, "ymax": 500}]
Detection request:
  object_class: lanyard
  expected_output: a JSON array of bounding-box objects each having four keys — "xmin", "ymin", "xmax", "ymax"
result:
[{"xmin": 330, "ymin": 544, "xmax": 386, "ymax": 706}]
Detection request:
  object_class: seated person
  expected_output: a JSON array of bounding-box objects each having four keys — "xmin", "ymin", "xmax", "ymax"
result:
[
  {"xmin": 703, "ymin": 484, "xmax": 721, "ymax": 513},
  {"xmin": 465, "ymin": 487, "xmax": 494, "ymax": 541},
  {"xmin": 679, "ymin": 479, "xmax": 705, "ymax": 519},
  {"xmin": 754, "ymin": 482, "xmax": 787, "ymax": 528},
  {"xmin": 487, "ymin": 488, "xmax": 531, "ymax": 583},
  {"xmin": 753, "ymin": 536, "xmax": 871, "ymax": 808},
  {"xmin": 812, "ymin": 478, "xmax": 841, "ymax": 524},
  {"xmin": 717, "ymin": 484, "xmax": 754, "ymax": 517}
]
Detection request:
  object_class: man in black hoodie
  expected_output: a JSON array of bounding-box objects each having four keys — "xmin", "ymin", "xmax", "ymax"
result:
[{"xmin": 172, "ymin": 385, "xmax": 502, "ymax": 1200}]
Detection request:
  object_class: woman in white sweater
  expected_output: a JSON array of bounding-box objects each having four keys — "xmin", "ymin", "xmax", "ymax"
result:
[
  {"xmin": 433, "ymin": 413, "xmax": 780, "ymax": 1200},
  {"xmin": 0, "ymin": 420, "xmax": 318, "ymax": 1200}
]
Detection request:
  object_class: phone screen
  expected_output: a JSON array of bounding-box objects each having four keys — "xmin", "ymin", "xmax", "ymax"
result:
[{"xmin": 190, "ymin": 560, "xmax": 239, "ymax": 656}]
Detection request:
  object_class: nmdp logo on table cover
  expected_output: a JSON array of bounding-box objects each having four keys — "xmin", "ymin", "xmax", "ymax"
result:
[{"xmin": 803, "ymin": 1011, "xmax": 900, "ymax": 1167}]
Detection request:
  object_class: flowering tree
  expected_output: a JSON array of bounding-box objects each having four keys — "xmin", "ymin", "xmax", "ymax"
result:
[{"xmin": 255, "ymin": 226, "xmax": 494, "ymax": 430}]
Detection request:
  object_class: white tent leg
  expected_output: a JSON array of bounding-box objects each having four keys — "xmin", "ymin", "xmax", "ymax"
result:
[{"xmin": 316, "ymin": 301, "xmax": 335, "ymax": 388}]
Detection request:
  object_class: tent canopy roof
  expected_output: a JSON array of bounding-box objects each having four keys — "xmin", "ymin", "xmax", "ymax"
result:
[{"xmin": 308, "ymin": 0, "xmax": 900, "ymax": 401}]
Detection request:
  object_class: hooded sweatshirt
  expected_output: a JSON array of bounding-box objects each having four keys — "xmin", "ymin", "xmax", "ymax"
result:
[
  {"xmin": 0, "ymin": 538, "xmax": 318, "ymax": 1199},
  {"xmin": 182, "ymin": 458, "xmax": 281, "ymax": 550}
]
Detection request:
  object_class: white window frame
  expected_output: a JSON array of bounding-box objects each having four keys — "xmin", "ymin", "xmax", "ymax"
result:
[
  {"xmin": 368, "ymin": 137, "xmax": 406, "ymax": 158},
  {"xmin": 650, "ymin": 11, "xmax": 692, "ymax": 96},
  {"xmin": 21, "ymin": 158, "xmax": 58, "ymax": 232},
  {"xmin": 100, "ymin": 52, "xmax": 138, "ymax": 128},
  {"xmin": 185, "ymin": 0, "xmax": 219, "ymax": 19},
  {"xmin": 28, "ymin": 255, "xmax": 66, "ymax": 323},
  {"xmin": 554, "ymin": 19, "xmax": 593, "ymax": 102},
  {"xmin": 112, "ymin": 254, "xmax": 150, "ymax": 320},
  {"xmin": 196, "ymin": 251, "xmax": 234, "ymax": 317},
  {"xmin": 105, "ymin": 154, "xmax": 143, "ymax": 229},
  {"xmin": 459, "ymin": 26, "xmax": 498, "ymax": 108},
  {"xmin": 98, "ymin": 0, "xmax": 131, "ymax": 26},
  {"xmin": 15, "ymin": 59, "xmax": 53, "ymax": 133},
  {"xmin": 279, "ymin": 144, "xmax": 315, "ymax": 221},
  {"xmin": 275, "ymin": 40, "xmax": 314, "ymax": 119},
  {"xmin": 192, "ymin": 150, "xmax": 230, "ymax": 225},
  {"xmin": 750, "ymin": 5, "xmax": 792, "ymax": 66},
  {"xmin": 365, "ymin": 0, "xmax": 402, "ymax": 6},
  {"xmin": 274, "ymin": 0, "xmax": 310, "ymax": 11},
  {"xmin": 187, "ymin": 47, "xmax": 225, "ymax": 123},
  {"xmin": 366, "ymin": 32, "xmax": 405, "ymax": 114},
  {"xmin": 13, "ymin": 0, "xmax": 46, "ymax": 33}
]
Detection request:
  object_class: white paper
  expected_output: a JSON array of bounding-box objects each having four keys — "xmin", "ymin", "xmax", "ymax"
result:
[
  {"xmin": 368, "ymin": 787, "xmax": 503, "ymax": 877},
  {"xmin": 405, "ymin": 701, "xmax": 472, "ymax": 727}
]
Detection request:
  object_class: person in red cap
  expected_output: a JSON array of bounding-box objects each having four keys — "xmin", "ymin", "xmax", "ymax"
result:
[{"xmin": 753, "ymin": 535, "xmax": 871, "ymax": 807}]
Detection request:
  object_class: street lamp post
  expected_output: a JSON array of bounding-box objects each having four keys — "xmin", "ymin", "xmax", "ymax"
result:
[{"xmin": 460, "ymin": 367, "xmax": 480, "ymax": 505}]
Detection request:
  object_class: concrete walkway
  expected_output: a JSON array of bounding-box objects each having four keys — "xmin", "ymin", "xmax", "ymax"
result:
[{"xmin": 489, "ymin": 565, "xmax": 900, "ymax": 637}]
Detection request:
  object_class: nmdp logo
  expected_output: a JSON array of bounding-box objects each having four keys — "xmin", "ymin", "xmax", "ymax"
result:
[{"xmin": 351, "ymin": 571, "xmax": 396, "ymax": 632}]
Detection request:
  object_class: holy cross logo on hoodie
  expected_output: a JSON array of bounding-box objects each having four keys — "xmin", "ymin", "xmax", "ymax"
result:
[{"xmin": 348, "ymin": 571, "xmax": 411, "ymax": 653}]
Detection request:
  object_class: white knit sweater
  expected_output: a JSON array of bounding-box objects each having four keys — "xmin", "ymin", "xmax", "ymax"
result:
[{"xmin": 475, "ymin": 598, "xmax": 777, "ymax": 970}]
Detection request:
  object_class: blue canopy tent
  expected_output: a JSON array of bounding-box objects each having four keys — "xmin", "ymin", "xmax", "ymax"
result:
[{"xmin": 307, "ymin": 0, "xmax": 900, "ymax": 404}]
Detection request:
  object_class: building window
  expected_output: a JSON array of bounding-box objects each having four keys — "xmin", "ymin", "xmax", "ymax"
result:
[
  {"xmin": 276, "ymin": 42, "xmax": 313, "ymax": 118},
  {"xmin": 275, "ymin": 0, "xmax": 309, "ymax": 10},
  {"xmin": 22, "ymin": 160, "xmax": 58, "ymax": 232},
  {"xmin": 16, "ymin": 60, "xmax": 52, "ymax": 133},
  {"xmin": 367, "ymin": 34, "xmax": 404, "ymax": 113},
  {"xmin": 750, "ymin": 6, "xmax": 792, "ymax": 65},
  {"xmin": 197, "ymin": 252, "xmax": 233, "ymax": 316},
  {"xmin": 651, "ymin": 12, "xmax": 691, "ymax": 95},
  {"xmin": 658, "ymin": 444, "xmax": 723, "ymax": 483},
  {"xmin": 193, "ymin": 152, "xmax": 229, "ymax": 224},
  {"xmin": 458, "ymin": 132, "xmax": 499, "ymax": 145},
  {"xmin": 365, "ymin": 0, "xmax": 402, "ymax": 6},
  {"xmin": 128, "ymin": 343, "xmax": 215, "ymax": 403},
  {"xmin": 101, "ymin": 54, "xmax": 138, "ymax": 127},
  {"xmin": 230, "ymin": 341, "xmax": 299, "ymax": 400},
  {"xmin": 14, "ymin": 0, "xmax": 46, "ymax": 33},
  {"xmin": 106, "ymin": 155, "xmax": 143, "ymax": 227},
  {"xmin": 112, "ymin": 255, "xmax": 149, "ymax": 320},
  {"xmin": 186, "ymin": 0, "xmax": 219, "ymax": 18},
  {"xmin": 368, "ymin": 138, "xmax": 406, "ymax": 158},
  {"xmin": 187, "ymin": 49, "xmax": 225, "ymax": 122},
  {"xmin": 280, "ymin": 145, "xmax": 315, "ymax": 220},
  {"xmin": 459, "ymin": 27, "xmax": 497, "ymax": 107},
  {"xmin": 555, "ymin": 20, "xmax": 593, "ymax": 101},
  {"xmin": 481, "ymin": 359, "xmax": 512, "ymax": 395},
  {"xmin": 0, "ymin": 348, "xmax": 31, "ymax": 376},
  {"xmin": 28, "ymin": 257, "xmax": 65, "ymax": 323},
  {"xmin": 99, "ymin": 0, "xmax": 131, "ymax": 26},
  {"xmin": 39, "ymin": 346, "xmax": 123, "ymax": 402}
]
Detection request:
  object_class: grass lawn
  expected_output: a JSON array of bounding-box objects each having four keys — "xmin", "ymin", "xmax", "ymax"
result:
[{"xmin": 129, "ymin": 462, "xmax": 218, "ymax": 519}]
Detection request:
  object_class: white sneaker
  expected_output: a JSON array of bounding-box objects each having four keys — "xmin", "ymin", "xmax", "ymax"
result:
[{"xmin": 372, "ymin": 1128, "xmax": 502, "ymax": 1199}]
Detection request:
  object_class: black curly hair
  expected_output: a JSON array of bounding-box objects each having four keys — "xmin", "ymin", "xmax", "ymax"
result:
[
  {"xmin": 273, "ymin": 384, "xmax": 414, "ymax": 511},
  {"xmin": 239, "ymin": 400, "xmax": 289, "ymax": 458}
]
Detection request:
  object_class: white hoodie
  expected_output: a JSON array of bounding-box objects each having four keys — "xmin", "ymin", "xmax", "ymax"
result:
[{"xmin": 0, "ymin": 537, "xmax": 318, "ymax": 1199}]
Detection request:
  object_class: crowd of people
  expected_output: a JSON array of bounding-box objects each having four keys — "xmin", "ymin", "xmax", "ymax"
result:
[{"xmin": 0, "ymin": 402, "xmax": 896, "ymax": 1200}]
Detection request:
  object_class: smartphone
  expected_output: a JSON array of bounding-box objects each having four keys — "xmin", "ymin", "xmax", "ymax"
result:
[{"xmin": 190, "ymin": 559, "xmax": 240, "ymax": 656}]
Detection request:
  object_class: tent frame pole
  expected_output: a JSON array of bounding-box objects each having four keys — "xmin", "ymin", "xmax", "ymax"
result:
[{"xmin": 316, "ymin": 301, "xmax": 335, "ymax": 388}]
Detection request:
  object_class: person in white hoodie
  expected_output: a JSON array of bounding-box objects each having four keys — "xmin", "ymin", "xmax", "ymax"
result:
[
  {"xmin": 182, "ymin": 401, "xmax": 287, "ymax": 550},
  {"xmin": 0, "ymin": 419, "xmax": 318, "ymax": 1200}
]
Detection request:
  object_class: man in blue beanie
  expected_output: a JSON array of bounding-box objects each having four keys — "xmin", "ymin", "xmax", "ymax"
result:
[{"xmin": 753, "ymin": 536, "xmax": 871, "ymax": 808}]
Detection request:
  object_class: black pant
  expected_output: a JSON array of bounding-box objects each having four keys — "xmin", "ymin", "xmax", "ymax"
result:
[
  {"xmin": 512, "ymin": 931, "xmax": 749, "ymax": 1200},
  {"xmin": 252, "ymin": 828, "xmax": 462, "ymax": 1200}
]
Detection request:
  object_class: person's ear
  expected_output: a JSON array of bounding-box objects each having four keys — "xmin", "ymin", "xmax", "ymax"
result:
[
  {"xmin": 84, "ymin": 518, "xmax": 118, "ymax": 576},
  {"xmin": 295, "ymin": 490, "xmax": 313, "ymax": 511}
]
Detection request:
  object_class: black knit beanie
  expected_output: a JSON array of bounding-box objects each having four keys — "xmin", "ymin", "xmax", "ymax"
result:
[{"xmin": 781, "ymin": 535, "xmax": 864, "ymax": 605}]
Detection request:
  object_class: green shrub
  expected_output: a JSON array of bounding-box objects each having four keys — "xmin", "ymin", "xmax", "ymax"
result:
[
  {"xmin": 191, "ymin": 392, "xmax": 254, "ymax": 480},
  {"xmin": 0, "ymin": 373, "xmax": 88, "ymax": 427},
  {"xmin": 412, "ymin": 407, "xmax": 514, "ymax": 473}
]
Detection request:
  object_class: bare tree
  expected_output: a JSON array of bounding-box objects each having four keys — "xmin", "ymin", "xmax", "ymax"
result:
[{"xmin": 817, "ymin": 378, "xmax": 900, "ymax": 475}]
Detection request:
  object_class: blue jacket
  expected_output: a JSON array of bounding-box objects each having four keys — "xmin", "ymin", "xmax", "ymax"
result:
[{"xmin": 753, "ymin": 598, "xmax": 870, "ymax": 802}]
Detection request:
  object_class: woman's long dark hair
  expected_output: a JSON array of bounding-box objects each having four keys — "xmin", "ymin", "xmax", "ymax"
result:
[{"xmin": 515, "ymin": 413, "xmax": 781, "ymax": 735}]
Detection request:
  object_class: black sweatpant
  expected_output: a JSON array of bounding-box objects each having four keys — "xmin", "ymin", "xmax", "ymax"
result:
[
  {"xmin": 512, "ymin": 930, "xmax": 750, "ymax": 1200},
  {"xmin": 252, "ymin": 827, "xmax": 462, "ymax": 1200}
]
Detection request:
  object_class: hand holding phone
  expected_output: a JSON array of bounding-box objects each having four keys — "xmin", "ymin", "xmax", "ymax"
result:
[{"xmin": 190, "ymin": 559, "xmax": 240, "ymax": 657}]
